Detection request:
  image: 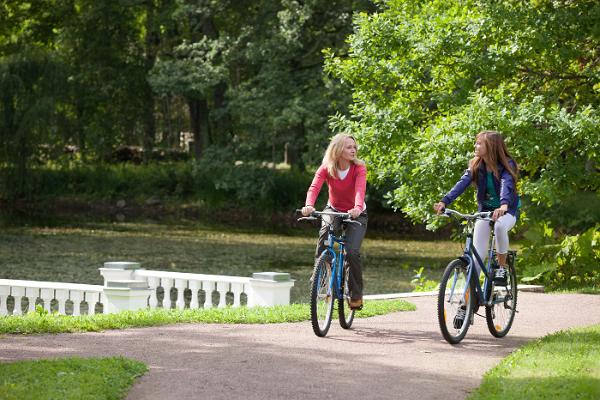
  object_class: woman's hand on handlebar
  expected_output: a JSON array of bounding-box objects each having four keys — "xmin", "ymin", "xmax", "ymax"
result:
[
  {"xmin": 433, "ymin": 202, "xmax": 446, "ymax": 215},
  {"xmin": 492, "ymin": 204, "xmax": 508, "ymax": 221},
  {"xmin": 301, "ymin": 205, "xmax": 315, "ymax": 216},
  {"xmin": 348, "ymin": 206, "xmax": 362, "ymax": 219}
]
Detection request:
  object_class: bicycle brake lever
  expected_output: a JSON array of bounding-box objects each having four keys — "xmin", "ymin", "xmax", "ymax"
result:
[{"xmin": 343, "ymin": 218, "xmax": 362, "ymax": 226}]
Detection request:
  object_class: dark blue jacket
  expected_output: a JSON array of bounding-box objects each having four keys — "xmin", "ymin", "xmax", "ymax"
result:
[{"xmin": 441, "ymin": 160, "xmax": 519, "ymax": 216}]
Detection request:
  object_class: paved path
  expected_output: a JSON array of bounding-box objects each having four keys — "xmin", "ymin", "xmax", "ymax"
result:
[{"xmin": 1, "ymin": 292, "xmax": 599, "ymax": 400}]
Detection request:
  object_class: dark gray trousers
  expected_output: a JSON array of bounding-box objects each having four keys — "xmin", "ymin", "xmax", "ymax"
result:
[{"xmin": 315, "ymin": 206, "xmax": 368, "ymax": 300}]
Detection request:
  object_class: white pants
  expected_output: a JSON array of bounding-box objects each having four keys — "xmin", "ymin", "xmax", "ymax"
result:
[{"xmin": 473, "ymin": 213, "xmax": 516, "ymax": 274}]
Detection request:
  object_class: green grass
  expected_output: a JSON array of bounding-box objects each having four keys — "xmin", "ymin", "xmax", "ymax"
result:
[
  {"xmin": 0, "ymin": 299, "xmax": 416, "ymax": 334},
  {"xmin": 469, "ymin": 324, "xmax": 600, "ymax": 400},
  {"xmin": 0, "ymin": 356, "xmax": 147, "ymax": 400},
  {"xmin": 0, "ymin": 221, "xmax": 458, "ymax": 303}
]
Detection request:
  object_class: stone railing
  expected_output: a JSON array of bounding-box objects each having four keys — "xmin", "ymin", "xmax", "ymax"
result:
[
  {"xmin": 0, "ymin": 262, "xmax": 295, "ymax": 316},
  {"xmin": 0, "ymin": 279, "xmax": 104, "ymax": 316}
]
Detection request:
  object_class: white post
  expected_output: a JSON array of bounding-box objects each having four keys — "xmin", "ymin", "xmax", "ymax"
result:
[
  {"xmin": 26, "ymin": 287, "xmax": 38, "ymax": 313},
  {"xmin": 147, "ymin": 277, "xmax": 160, "ymax": 309},
  {"xmin": 70, "ymin": 291, "xmax": 83, "ymax": 316},
  {"xmin": 40, "ymin": 288, "xmax": 53, "ymax": 313},
  {"xmin": 247, "ymin": 272, "xmax": 295, "ymax": 307},
  {"xmin": 99, "ymin": 262, "xmax": 141, "ymax": 284},
  {"xmin": 175, "ymin": 279, "xmax": 187, "ymax": 309},
  {"xmin": 189, "ymin": 281, "xmax": 201, "ymax": 309},
  {"xmin": 0, "ymin": 285, "xmax": 10, "ymax": 316},
  {"xmin": 203, "ymin": 281, "xmax": 215, "ymax": 308},
  {"xmin": 11, "ymin": 286, "xmax": 25, "ymax": 316},
  {"xmin": 103, "ymin": 281, "xmax": 151, "ymax": 314},
  {"xmin": 56, "ymin": 289, "xmax": 69, "ymax": 315}
]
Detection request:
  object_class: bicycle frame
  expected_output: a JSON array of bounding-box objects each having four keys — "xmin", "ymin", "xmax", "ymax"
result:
[
  {"xmin": 323, "ymin": 225, "xmax": 346, "ymax": 301},
  {"xmin": 460, "ymin": 220, "xmax": 497, "ymax": 307}
]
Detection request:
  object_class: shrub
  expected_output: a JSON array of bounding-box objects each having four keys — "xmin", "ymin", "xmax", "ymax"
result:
[{"xmin": 519, "ymin": 223, "xmax": 600, "ymax": 290}]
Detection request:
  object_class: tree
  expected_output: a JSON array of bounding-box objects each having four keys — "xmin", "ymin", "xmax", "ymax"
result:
[{"xmin": 326, "ymin": 0, "xmax": 600, "ymax": 225}]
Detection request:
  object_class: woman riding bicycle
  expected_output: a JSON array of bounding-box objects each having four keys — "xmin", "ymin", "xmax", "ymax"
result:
[
  {"xmin": 433, "ymin": 130, "xmax": 520, "ymax": 285},
  {"xmin": 301, "ymin": 133, "xmax": 367, "ymax": 310}
]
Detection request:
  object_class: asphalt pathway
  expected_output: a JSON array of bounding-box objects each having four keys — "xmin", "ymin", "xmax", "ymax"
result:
[{"xmin": 1, "ymin": 292, "xmax": 599, "ymax": 400}]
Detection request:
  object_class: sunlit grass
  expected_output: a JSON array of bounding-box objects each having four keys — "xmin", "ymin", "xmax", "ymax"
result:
[
  {"xmin": 469, "ymin": 324, "xmax": 600, "ymax": 400},
  {"xmin": 0, "ymin": 299, "xmax": 415, "ymax": 334},
  {"xmin": 0, "ymin": 356, "xmax": 147, "ymax": 400}
]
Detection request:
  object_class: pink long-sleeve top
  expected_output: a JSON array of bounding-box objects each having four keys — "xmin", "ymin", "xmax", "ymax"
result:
[{"xmin": 305, "ymin": 163, "xmax": 367, "ymax": 212}]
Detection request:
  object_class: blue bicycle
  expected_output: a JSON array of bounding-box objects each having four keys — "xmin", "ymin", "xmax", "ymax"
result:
[
  {"xmin": 298, "ymin": 210, "xmax": 361, "ymax": 337},
  {"xmin": 437, "ymin": 208, "xmax": 518, "ymax": 344}
]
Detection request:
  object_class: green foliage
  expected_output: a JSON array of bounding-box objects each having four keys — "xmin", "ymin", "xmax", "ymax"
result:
[
  {"xmin": 0, "ymin": 300, "xmax": 415, "ymax": 334},
  {"xmin": 469, "ymin": 324, "xmax": 600, "ymax": 400},
  {"xmin": 0, "ymin": 160, "xmax": 312, "ymax": 211},
  {"xmin": 0, "ymin": 357, "xmax": 147, "ymax": 400},
  {"xmin": 519, "ymin": 224, "xmax": 600, "ymax": 290},
  {"xmin": 410, "ymin": 266, "xmax": 439, "ymax": 292},
  {"xmin": 326, "ymin": 0, "xmax": 600, "ymax": 226}
]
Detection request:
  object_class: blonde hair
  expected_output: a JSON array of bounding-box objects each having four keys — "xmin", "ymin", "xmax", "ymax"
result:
[{"xmin": 322, "ymin": 133, "xmax": 364, "ymax": 178}]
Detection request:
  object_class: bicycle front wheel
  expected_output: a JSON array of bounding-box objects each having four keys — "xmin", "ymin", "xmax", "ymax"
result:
[
  {"xmin": 486, "ymin": 260, "xmax": 518, "ymax": 337},
  {"xmin": 438, "ymin": 259, "xmax": 475, "ymax": 344},
  {"xmin": 338, "ymin": 265, "xmax": 355, "ymax": 329},
  {"xmin": 310, "ymin": 252, "xmax": 335, "ymax": 337}
]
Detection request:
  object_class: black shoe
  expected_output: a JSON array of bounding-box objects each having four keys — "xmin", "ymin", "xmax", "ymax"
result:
[
  {"xmin": 493, "ymin": 267, "xmax": 508, "ymax": 286},
  {"xmin": 453, "ymin": 306, "xmax": 466, "ymax": 329}
]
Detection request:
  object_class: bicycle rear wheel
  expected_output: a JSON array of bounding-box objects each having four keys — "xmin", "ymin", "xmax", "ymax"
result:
[
  {"xmin": 486, "ymin": 256, "xmax": 518, "ymax": 337},
  {"xmin": 338, "ymin": 265, "xmax": 355, "ymax": 329},
  {"xmin": 310, "ymin": 252, "xmax": 335, "ymax": 337},
  {"xmin": 438, "ymin": 259, "xmax": 476, "ymax": 344}
]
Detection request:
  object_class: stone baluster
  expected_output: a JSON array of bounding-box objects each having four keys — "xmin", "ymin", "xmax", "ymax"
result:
[
  {"xmin": 11, "ymin": 287, "xmax": 25, "ymax": 315},
  {"xmin": 216, "ymin": 282, "xmax": 229, "ymax": 308},
  {"xmin": 26, "ymin": 287, "xmax": 38, "ymax": 313},
  {"xmin": 56, "ymin": 289, "xmax": 69, "ymax": 315},
  {"xmin": 147, "ymin": 277, "xmax": 159, "ymax": 309},
  {"xmin": 70, "ymin": 291, "xmax": 83, "ymax": 316},
  {"xmin": 0, "ymin": 286, "xmax": 9, "ymax": 316},
  {"xmin": 40, "ymin": 288, "xmax": 54, "ymax": 313},
  {"xmin": 203, "ymin": 281, "xmax": 215, "ymax": 308},
  {"xmin": 161, "ymin": 279, "xmax": 173, "ymax": 309},
  {"xmin": 86, "ymin": 291, "xmax": 99, "ymax": 315},
  {"xmin": 175, "ymin": 279, "xmax": 187, "ymax": 309},
  {"xmin": 231, "ymin": 283, "xmax": 244, "ymax": 307},
  {"xmin": 189, "ymin": 281, "xmax": 201, "ymax": 309}
]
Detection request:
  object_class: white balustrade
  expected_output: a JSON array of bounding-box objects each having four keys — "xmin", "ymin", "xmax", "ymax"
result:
[
  {"xmin": 0, "ymin": 263, "xmax": 295, "ymax": 316},
  {"xmin": 133, "ymin": 270, "xmax": 252, "ymax": 310},
  {"xmin": 0, "ymin": 279, "xmax": 103, "ymax": 316}
]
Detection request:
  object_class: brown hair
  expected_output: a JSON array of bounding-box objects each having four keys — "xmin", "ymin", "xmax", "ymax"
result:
[{"xmin": 469, "ymin": 131, "xmax": 518, "ymax": 184}]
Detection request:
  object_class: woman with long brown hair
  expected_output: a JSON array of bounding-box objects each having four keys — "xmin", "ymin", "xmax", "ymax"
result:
[{"xmin": 434, "ymin": 131, "xmax": 520, "ymax": 284}]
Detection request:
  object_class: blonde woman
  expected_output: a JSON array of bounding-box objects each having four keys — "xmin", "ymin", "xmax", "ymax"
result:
[{"xmin": 302, "ymin": 133, "xmax": 368, "ymax": 309}]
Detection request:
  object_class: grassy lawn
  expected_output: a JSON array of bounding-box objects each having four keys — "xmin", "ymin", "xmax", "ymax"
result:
[
  {"xmin": 0, "ymin": 220, "xmax": 458, "ymax": 303},
  {"xmin": 470, "ymin": 323, "xmax": 600, "ymax": 400},
  {"xmin": 0, "ymin": 356, "xmax": 147, "ymax": 400},
  {"xmin": 0, "ymin": 299, "xmax": 415, "ymax": 334}
]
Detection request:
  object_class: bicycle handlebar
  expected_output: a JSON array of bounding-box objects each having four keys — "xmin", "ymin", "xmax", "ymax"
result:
[
  {"xmin": 295, "ymin": 209, "xmax": 362, "ymax": 226},
  {"xmin": 440, "ymin": 208, "xmax": 493, "ymax": 221}
]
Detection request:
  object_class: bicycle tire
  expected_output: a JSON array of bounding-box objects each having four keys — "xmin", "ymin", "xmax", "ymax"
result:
[
  {"xmin": 310, "ymin": 252, "xmax": 335, "ymax": 337},
  {"xmin": 338, "ymin": 265, "xmax": 355, "ymax": 329},
  {"xmin": 438, "ymin": 258, "xmax": 476, "ymax": 344},
  {"xmin": 486, "ymin": 256, "xmax": 518, "ymax": 337}
]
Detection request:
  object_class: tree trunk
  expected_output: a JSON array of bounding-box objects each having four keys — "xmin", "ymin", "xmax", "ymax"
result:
[
  {"xmin": 142, "ymin": 0, "xmax": 159, "ymax": 163},
  {"xmin": 188, "ymin": 98, "xmax": 210, "ymax": 159}
]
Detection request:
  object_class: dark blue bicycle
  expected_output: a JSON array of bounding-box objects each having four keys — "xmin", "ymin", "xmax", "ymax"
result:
[
  {"xmin": 298, "ymin": 210, "xmax": 361, "ymax": 337},
  {"xmin": 437, "ymin": 208, "xmax": 518, "ymax": 344}
]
